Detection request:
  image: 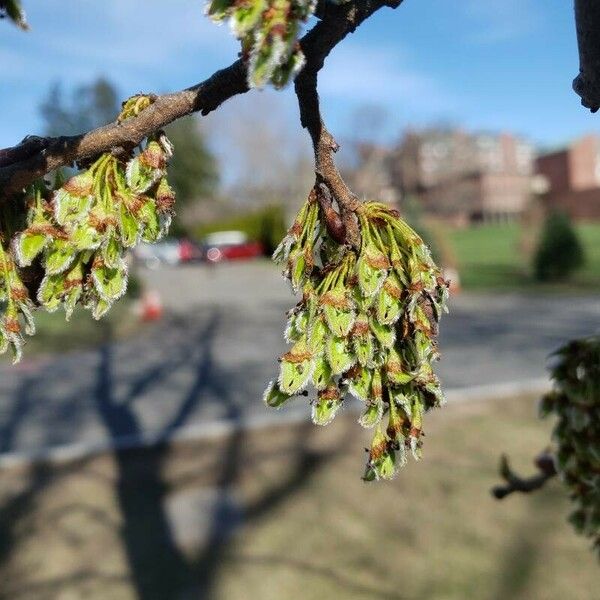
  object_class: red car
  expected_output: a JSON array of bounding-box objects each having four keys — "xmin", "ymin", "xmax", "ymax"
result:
[
  {"xmin": 202, "ymin": 231, "xmax": 264, "ymax": 263},
  {"xmin": 178, "ymin": 238, "xmax": 204, "ymax": 263}
]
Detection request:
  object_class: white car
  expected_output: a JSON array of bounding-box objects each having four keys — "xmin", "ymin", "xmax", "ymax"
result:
[{"xmin": 133, "ymin": 239, "xmax": 181, "ymax": 269}]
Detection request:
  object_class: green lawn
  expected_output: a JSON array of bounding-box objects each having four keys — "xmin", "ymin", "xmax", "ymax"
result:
[
  {"xmin": 449, "ymin": 222, "xmax": 600, "ymax": 291},
  {"xmin": 21, "ymin": 300, "xmax": 140, "ymax": 357}
]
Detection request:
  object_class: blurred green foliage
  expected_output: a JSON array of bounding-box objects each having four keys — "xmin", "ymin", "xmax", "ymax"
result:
[
  {"xmin": 40, "ymin": 77, "xmax": 120, "ymax": 136},
  {"xmin": 164, "ymin": 116, "xmax": 218, "ymax": 208},
  {"xmin": 126, "ymin": 272, "xmax": 143, "ymax": 300},
  {"xmin": 0, "ymin": 0, "xmax": 28, "ymax": 29},
  {"xmin": 534, "ymin": 211, "xmax": 585, "ymax": 282},
  {"xmin": 450, "ymin": 221, "xmax": 599, "ymax": 291},
  {"xmin": 194, "ymin": 204, "xmax": 287, "ymax": 256}
]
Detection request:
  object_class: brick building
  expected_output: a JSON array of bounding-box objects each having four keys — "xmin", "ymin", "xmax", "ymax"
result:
[
  {"xmin": 536, "ymin": 135, "xmax": 600, "ymax": 220},
  {"xmin": 345, "ymin": 142, "xmax": 399, "ymax": 206},
  {"xmin": 393, "ymin": 128, "xmax": 534, "ymax": 224}
]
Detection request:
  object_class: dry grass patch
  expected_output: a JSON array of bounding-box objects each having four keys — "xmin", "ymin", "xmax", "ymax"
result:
[{"xmin": 0, "ymin": 394, "xmax": 597, "ymax": 600}]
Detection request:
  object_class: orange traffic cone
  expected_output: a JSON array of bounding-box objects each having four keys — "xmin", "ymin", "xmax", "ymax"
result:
[{"xmin": 140, "ymin": 290, "xmax": 163, "ymax": 322}]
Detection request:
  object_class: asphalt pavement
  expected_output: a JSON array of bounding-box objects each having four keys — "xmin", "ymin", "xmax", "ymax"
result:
[{"xmin": 0, "ymin": 261, "xmax": 597, "ymax": 458}]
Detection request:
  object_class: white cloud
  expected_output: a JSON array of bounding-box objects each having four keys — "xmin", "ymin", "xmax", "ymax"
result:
[
  {"xmin": 0, "ymin": 0, "xmax": 243, "ymax": 146},
  {"xmin": 319, "ymin": 43, "xmax": 454, "ymax": 113},
  {"xmin": 462, "ymin": 0, "xmax": 543, "ymax": 44},
  {"xmin": 0, "ymin": 0, "xmax": 238, "ymax": 87},
  {"xmin": 38, "ymin": 0, "xmax": 236, "ymax": 76}
]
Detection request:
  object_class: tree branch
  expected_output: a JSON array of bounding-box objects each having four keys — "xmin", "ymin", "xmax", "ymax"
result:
[
  {"xmin": 573, "ymin": 0, "xmax": 600, "ymax": 113},
  {"xmin": 0, "ymin": 0, "xmax": 403, "ymax": 203},
  {"xmin": 0, "ymin": 60, "xmax": 248, "ymax": 199},
  {"xmin": 491, "ymin": 452, "xmax": 557, "ymax": 500},
  {"xmin": 295, "ymin": 68, "xmax": 362, "ymax": 247},
  {"xmin": 295, "ymin": 0, "xmax": 403, "ymax": 247}
]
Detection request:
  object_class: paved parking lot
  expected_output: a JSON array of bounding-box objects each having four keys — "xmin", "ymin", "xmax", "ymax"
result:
[{"xmin": 0, "ymin": 262, "xmax": 597, "ymax": 458}]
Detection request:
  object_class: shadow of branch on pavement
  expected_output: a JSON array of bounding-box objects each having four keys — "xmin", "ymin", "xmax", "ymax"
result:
[
  {"xmin": 191, "ymin": 418, "xmax": 357, "ymax": 598},
  {"xmin": 0, "ymin": 377, "xmax": 95, "ymax": 599},
  {"xmin": 92, "ymin": 314, "xmax": 229, "ymax": 600},
  {"xmin": 0, "ymin": 307, "xmax": 367, "ymax": 600},
  {"xmin": 0, "ymin": 312, "xmax": 225, "ymax": 600},
  {"xmin": 93, "ymin": 309, "xmax": 355, "ymax": 600}
]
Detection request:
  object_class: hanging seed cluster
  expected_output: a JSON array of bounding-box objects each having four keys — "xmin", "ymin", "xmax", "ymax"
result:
[
  {"xmin": 206, "ymin": 0, "xmax": 316, "ymax": 88},
  {"xmin": 539, "ymin": 336, "xmax": 600, "ymax": 554},
  {"xmin": 265, "ymin": 195, "xmax": 449, "ymax": 480},
  {"xmin": 0, "ymin": 94, "xmax": 175, "ymax": 362}
]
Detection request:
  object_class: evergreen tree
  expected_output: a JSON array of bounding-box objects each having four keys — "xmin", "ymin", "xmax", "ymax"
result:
[
  {"xmin": 164, "ymin": 116, "xmax": 218, "ymax": 207},
  {"xmin": 40, "ymin": 78, "xmax": 120, "ymax": 136},
  {"xmin": 533, "ymin": 211, "xmax": 585, "ymax": 281}
]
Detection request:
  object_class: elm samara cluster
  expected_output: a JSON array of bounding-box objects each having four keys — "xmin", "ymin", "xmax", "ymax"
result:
[
  {"xmin": 0, "ymin": 95, "xmax": 175, "ymax": 362},
  {"xmin": 207, "ymin": 0, "xmax": 317, "ymax": 88},
  {"xmin": 265, "ymin": 194, "xmax": 449, "ymax": 480}
]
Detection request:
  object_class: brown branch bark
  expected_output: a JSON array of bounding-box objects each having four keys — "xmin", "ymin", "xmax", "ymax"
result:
[
  {"xmin": 491, "ymin": 452, "xmax": 557, "ymax": 500},
  {"xmin": 295, "ymin": 67, "xmax": 362, "ymax": 248},
  {"xmin": 0, "ymin": 0, "xmax": 403, "ymax": 205},
  {"xmin": 295, "ymin": 0, "xmax": 404, "ymax": 248},
  {"xmin": 573, "ymin": 0, "xmax": 600, "ymax": 113},
  {"xmin": 0, "ymin": 60, "xmax": 249, "ymax": 199}
]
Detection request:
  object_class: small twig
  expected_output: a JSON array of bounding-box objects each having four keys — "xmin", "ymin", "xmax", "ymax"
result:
[
  {"xmin": 294, "ymin": 0, "xmax": 404, "ymax": 248},
  {"xmin": 491, "ymin": 452, "xmax": 557, "ymax": 500},
  {"xmin": 298, "ymin": 94, "xmax": 361, "ymax": 249}
]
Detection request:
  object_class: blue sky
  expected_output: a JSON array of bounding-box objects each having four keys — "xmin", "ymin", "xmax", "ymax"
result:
[{"xmin": 1, "ymin": 0, "xmax": 598, "ymax": 153}]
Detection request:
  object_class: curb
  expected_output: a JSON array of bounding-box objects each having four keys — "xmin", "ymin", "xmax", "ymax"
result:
[{"xmin": 0, "ymin": 377, "xmax": 550, "ymax": 471}]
